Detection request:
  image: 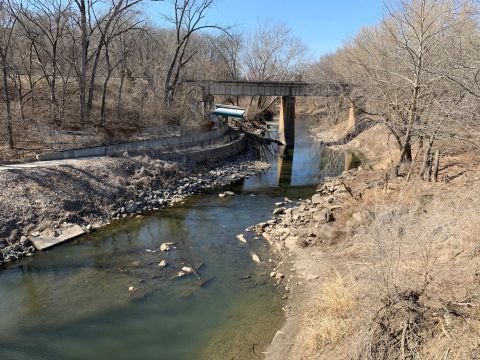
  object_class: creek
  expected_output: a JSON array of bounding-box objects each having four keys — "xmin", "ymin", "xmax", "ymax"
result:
[{"xmin": 0, "ymin": 117, "xmax": 358, "ymax": 359}]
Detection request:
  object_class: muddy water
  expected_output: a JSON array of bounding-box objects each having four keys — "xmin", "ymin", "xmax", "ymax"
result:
[{"xmin": 0, "ymin": 118, "xmax": 354, "ymax": 359}]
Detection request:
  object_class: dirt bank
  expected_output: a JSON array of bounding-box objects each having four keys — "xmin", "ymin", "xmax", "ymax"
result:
[
  {"xmin": 0, "ymin": 146, "xmax": 269, "ymax": 266},
  {"xmin": 261, "ymin": 125, "xmax": 480, "ymax": 359}
]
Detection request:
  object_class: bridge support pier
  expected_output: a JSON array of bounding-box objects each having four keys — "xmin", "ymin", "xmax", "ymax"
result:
[
  {"xmin": 202, "ymin": 94, "xmax": 215, "ymax": 118},
  {"xmin": 279, "ymin": 96, "xmax": 295, "ymax": 147},
  {"xmin": 277, "ymin": 146, "xmax": 294, "ymax": 186},
  {"xmin": 348, "ymin": 100, "xmax": 357, "ymax": 129}
]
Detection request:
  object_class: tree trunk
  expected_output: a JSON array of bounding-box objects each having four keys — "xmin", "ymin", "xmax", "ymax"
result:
[
  {"xmin": 431, "ymin": 150, "xmax": 440, "ymax": 182},
  {"xmin": 420, "ymin": 134, "xmax": 435, "ymax": 180},
  {"xmin": 100, "ymin": 71, "xmax": 112, "ymax": 127},
  {"xmin": 2, "ymin": 55, "xmax": 14, "ymax": 149},
  {"xmin": 51, "ymin": 41, "xmax": 58, "ymax": 125},
  {"xmin": 15, "ymin": 77, "xmax": 25, "ymax": 123},
  {"xmin": 163, "ymin": 43, "xmax": 183, "ymax": 107},
  {"xmin": 78, "ymin": 0, "xmax": 88, "ymax": 128},
  {"xmin": 117, "ymin": 69, "xmax": 125, "ymax": 123},
  {"xmin": 401, "ymin": 141, "xmax": 412, "ymax": 162}
]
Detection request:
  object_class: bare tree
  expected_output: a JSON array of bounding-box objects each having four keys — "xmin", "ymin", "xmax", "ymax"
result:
[
  {"xmin": 0, "ymin": 0, "xmax": 16, "ymax": 149},
  {"xmin": 340, "ymin": 0, "xmax": 459, "ymax": 165},
  {"xmin": 162, "ymin": 0, "xmax": 227, "ymax": 107},
  {"xmin": 242, "ymin": 21, "xmax": 306, "ymax": 110},
  {"xmin": 85, "ymin": 0, "xmax": 143, "ymax": 116},
  {"xmin": 13, "ymin": 0, "xmax": 73, "ymax": 124}
]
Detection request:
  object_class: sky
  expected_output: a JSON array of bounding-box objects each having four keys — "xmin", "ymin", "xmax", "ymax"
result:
[{"xmin": 142, "ymin": 0, "xmax": 384, "ymax": 59}]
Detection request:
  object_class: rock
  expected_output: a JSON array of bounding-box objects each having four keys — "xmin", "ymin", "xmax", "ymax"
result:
[
  {"xmin": 158, "ymin": 260, "xmax": 167, "ymax": 267},
  {"xmin": 276, "ymin": 273, "xmax": 285, "ymax": 280},
  {"xmin": 177, "ymin": 271, "xmax": 186, "ymax": 277},
  {"xmin": 285, "ymin": 236, "xmax": 300, "ymax": 250},
  {"xmin": 130, "ymin": 260, "xmax": 141, "ymax": 267},
  {"xmin": 218, "ymin": 193, "xmax": 227, "ymax": 198},
  {"xmin": 160, "ymin": 242, "xmax": 175, "ymax": 252},
  {"xmin": 270, "ymin": 271, "xmax": 277, "ymax": 278},
  {"xmin": 267, "ymin": 219, "xmax": 276, "ymax": 225},
  {"xmin": 352, "ymin": 210, "xmax": 372, "ymax": 223},
  {"xmin": 311, "ymin": 193, "xmax": 324, "ymax": 205},
  {"xmin": 273, "ymin": 208, "xmax": 285, "ymax": 215},
  {"xmin": 251, "ymin": 253, "xmax": 261, "ymax": 263},
  {"xmin": 236, "ymin": 234, "xmax": 247, "ymax": 243},
  {"xmin": 128, "ymin": 286, "xmax": 135, "ymax": 292},
  {"xmin": 224, "ymin": 191, "xmax": 235, "ymax": 196},
  {"xmin": 181, "ymin": 266, "xmax": 194, "ymax": 274},
  {"xmin": 313, "ymin": 209, "xmax": 335, "ymax": 223},
  {"xmin": 275, "ymin": 202, "xmax": 284, "ymax": 207},
  {"xmin": 31, "ymin": 231, "xmax": 40, "ymax": 237}
]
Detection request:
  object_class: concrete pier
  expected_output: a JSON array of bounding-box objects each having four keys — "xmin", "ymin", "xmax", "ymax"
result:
[
  {"xmin": 192, "ymin": 80, "xmax": 348, "ymax": 145},
  {"xmin": 279, "ymin": 96, "xmax": 296, "ymax": 147},
  {"xmin": 277, "ymin": 146, "xmax": 294, "ymax": 186},
  {"xmin": 348, "ymin": 100, "xmax": 357, "ymax": 129}
]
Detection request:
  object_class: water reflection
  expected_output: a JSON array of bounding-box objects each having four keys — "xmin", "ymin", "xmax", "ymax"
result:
[
  {"xmin": 0, "ymin": 117, "xmax": 360, "ymax": 360},
  {"xmin": 345, "ymin": 151, "xmax": 362, "ymax": 171},
  {"xmin": 277, "ymin": 146, "xmax": 294, "ymax": 187}
]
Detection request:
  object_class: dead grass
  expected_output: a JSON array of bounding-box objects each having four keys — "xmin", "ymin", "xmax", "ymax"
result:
[
  {"xmin": 286, "ymin": 154, "xmax": 480, "ymax": 360},
  {"xmin": 301, "ymin": 275, "xmax": 356, "ymax": 359}
]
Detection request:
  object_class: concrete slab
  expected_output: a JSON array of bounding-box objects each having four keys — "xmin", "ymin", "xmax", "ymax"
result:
[{"xmin": 31, "ymin": 224, "xmax": 86, "ymax": 251}]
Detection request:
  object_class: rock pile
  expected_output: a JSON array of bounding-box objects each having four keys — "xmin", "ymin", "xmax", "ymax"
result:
[
  {"xmin": 250, "ymin": 169, "xmax": 360, "ymax": 252},
  {"xmin": 111, "ymin": 161, "xmax": 269, "ymax": 220},
  {"xmin": 0, "ymin": 153, "xmax": 270, "ymax": 266}
]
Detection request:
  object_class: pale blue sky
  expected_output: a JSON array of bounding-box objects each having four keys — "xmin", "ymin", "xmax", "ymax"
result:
[{"xmin": 143, "ymin": 0, "xmax": 384, "ymax": 58}]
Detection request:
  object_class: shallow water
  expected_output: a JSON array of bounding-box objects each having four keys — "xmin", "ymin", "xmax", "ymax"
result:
[{"xmin": 0, "ymin": 118, "xmax": 355, "ymax": 359}]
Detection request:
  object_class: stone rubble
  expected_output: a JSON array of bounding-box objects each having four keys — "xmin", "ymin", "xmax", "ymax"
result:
[
  {"xmin": 0, "ymin": 154, "xmax": 271, "ymax": 266},
  {"xmin": 249, "ymin": 168, "xmax": 361, "ymax": 288}
]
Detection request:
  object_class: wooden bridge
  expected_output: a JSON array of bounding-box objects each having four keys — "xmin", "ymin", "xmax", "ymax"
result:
[{"xmin": 186, "ymin": 80, "xmax": 352, "ymax": 147}]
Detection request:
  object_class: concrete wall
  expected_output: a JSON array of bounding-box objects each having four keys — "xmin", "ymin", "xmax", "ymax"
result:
[
  {"xmin": 36, "ymin": 126, "xmax": 230, "ymax": 161},
  {"xmin": 159, "ymin": 134, "xmax": 246, "ymax": 164}
]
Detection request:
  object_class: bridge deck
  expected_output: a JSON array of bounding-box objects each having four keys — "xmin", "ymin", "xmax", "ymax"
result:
[{"xmin": 186, "ymin": 80, "xmax": 345, "ymax": 97}]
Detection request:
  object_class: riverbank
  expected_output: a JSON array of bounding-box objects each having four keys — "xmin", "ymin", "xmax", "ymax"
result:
[
  {"xmin": 262, "ymin": 124, "xmax": 480, "ymax": 359},
  {"xmin": 0, "ymin": 145, "xmax": 270, "ymax": 266}
]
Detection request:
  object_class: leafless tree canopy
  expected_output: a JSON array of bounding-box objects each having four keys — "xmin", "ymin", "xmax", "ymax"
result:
[
  {"xmin": 0, "ymin": 0, "xmax": 307, "ymax": 156},
  {"xmin": 309, "ymin": 0, "xmax": 480, "ymax": 172}
]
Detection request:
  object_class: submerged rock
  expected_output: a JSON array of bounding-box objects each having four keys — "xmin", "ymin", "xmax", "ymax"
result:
[
  {"xmin": 181, "ymin": 266, "xmax": 194, "ymax": 274},
  {"xmin": 236, "ymin": 234, "xmax": 247, "ymax": 243},
  {"xmin": 158, "ymin": 260, "xmax": 167, "ymax": 267},
  {"xmin": 160, "ymin": 242, "xmax": 175, "ymax": 252},
  {"xmin": 251, "ymin": 253, "xmax": 261, "ymax": 263}
]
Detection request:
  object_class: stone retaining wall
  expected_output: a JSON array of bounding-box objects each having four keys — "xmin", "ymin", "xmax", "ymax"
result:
[{"xmin": 36, "ymin": 126, "xmax": 231, "ymax": 161}]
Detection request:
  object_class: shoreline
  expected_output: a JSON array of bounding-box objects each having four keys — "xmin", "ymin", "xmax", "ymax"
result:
[
  {"xmin": 254, "ymin": 168, "xmax": 365, "ymax": 359},
  {"xmin": 260, "ymin": 122, "xmax": 480, "ymax": 359},
  {"xmin": 0, "ymin": 147, "xmax": 270, "ymax": 267}
]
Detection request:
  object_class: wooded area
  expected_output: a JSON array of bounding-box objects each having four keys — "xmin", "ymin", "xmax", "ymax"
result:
[
  {"xmin": 1, "ymin": 0, "xmax": 480, "ymax": 180},
  {"xmin": 0, "ymin": 0, "xmax": 305, "ymax": 159},
  {"xmin": 308, "ymin": 0, "xmax": 480, "ymax": 177}
]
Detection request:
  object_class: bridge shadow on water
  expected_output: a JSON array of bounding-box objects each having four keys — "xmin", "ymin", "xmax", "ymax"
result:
[
  {"xmin": 0, "ymin": 118, "xmax": 361, "ymax": 360},
  {"xmin": 235, "ymin": 119, "xmax": 361, "ymax": 199}
]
